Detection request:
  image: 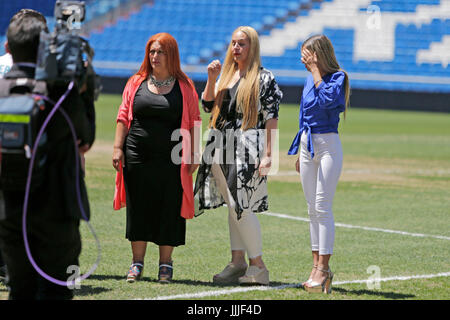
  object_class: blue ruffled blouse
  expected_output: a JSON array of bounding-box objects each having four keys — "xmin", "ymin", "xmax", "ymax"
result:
[{"xmin": 288, "ymin": 71, "xmax": 346, "ymax": 158}]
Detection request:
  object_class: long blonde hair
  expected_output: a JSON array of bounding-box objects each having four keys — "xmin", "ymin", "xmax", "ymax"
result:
[
  {"xmin": 302, "ymin": 34, "xmax": 351, "ymax": 117},
  {"xmin": 210, "ymin": 26, "xmax": 261, "ymax": 130}
]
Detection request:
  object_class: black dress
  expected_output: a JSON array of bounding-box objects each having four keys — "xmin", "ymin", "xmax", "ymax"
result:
[{"xmin": 123, "ymin": 79, "xmax": 185, "ymax": 246}]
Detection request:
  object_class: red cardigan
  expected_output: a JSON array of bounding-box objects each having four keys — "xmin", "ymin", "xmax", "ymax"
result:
[{"xmin": 113, "ymin": 75, "xmax": 201, "ymax": 219}]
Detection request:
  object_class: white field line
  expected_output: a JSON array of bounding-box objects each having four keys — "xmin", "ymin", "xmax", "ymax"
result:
[
  {"xmin": 261, "ymin": 212, "xmax": 450, "ymax": 241},
  {"xmin": 145, "ymin": 272, "xmax": 450, "ymax": 300}
]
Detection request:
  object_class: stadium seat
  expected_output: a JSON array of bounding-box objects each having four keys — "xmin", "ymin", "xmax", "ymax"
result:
[{"xmin": 1, "ymin": 0, "xmax": 448, "ymax": 93}]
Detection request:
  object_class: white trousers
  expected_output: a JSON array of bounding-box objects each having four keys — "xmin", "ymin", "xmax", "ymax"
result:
[
  {"xmin": 299, "ymin": 132, "xmax": 343, "ymax": 255},
  {"xmin": 211, "ymin": 163, "xmax": 263, "ymax": 259}
]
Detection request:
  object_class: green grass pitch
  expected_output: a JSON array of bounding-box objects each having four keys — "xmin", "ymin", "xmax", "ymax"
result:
[{"xmin": 1, "ymin": 93, "xmax": 449, "ymax": 300}]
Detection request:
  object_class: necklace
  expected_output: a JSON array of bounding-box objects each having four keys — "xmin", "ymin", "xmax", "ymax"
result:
[{"xmin": 149, "ymin": 74, "xmax": 175, "ymax": 88}]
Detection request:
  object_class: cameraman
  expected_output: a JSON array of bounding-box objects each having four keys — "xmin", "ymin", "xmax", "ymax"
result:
[
  {"xmin": 0, "ymin": 9, "xmax": 38, "ymax": 285},
  {"xmin": 0, "ymin": 44, "xmax": 12, "ymax": 284},
  {"xmin": 0, "ymin": 9, "xmax": 95, "ymax": 300},
  {"xmin": 0, "ymin": 46, "xmax": 11, "ymax": 282}
]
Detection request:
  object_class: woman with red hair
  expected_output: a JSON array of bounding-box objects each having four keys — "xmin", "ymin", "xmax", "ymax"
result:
[{"xmin": 112, "ymin": 33, "xmax": 201, "ymax": 283}]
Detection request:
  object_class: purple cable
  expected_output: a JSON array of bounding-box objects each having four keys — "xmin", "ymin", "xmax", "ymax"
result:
[{"xmin": 22, "ymin": 81, "xmax": 101, "ymax": 287}]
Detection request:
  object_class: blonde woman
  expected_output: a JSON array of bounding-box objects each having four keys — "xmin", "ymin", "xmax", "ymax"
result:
[
  {"xmin": 194, "ymin": 26, "xmax": 282, "ymax": 286},
  {"xmin": 288, "ymin": 34, "xmax": 350, "ymax": 293}
]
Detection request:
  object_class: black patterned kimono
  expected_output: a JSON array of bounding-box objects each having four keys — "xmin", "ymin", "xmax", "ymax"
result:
[{"xmin": 194, "ymin": 67, "xmax": 283, "ymax": 220}]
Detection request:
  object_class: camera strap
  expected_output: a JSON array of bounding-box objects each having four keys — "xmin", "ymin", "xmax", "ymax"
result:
[{"xmin": 22, "ymin": 80, "xmax": 101, "ymax": 287}]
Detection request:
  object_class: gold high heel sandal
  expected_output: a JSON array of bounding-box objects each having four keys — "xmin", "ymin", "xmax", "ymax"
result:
[{"xmin": 304, "ymin": 266, "xmax": 334, "ymax": 294}]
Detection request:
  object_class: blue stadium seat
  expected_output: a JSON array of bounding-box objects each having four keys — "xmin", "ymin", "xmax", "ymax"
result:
[
  {"xmin": 0, "ymin": 0, "xmax": 56, "ymax": 34},
  {"xmin": 366, "ymin": 0, "xmax": 440, "ymax": 13},
  {"xmin": 3, "ymin": 0, "xmax": 447, "ymax": 92}
]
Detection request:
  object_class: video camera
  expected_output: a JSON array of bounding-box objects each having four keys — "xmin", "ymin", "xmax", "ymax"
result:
[{"xmin": 36, "ymin": 0, "xmax": 101, "ymax": 100}]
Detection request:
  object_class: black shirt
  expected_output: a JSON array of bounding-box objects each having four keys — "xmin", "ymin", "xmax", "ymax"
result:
[{"xmin": 126, "ymin": 79, "xmax": 183, "ymax": 163}]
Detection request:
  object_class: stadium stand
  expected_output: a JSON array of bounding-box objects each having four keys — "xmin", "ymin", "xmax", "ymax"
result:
[
  {"xmin": 1, "ymin": 0, "xmax": 449, "ymax": 109},
  {"xmin": 0, "ymin": 0, "xmax": 55, "ymax": 34},
  {"xmin": 89, "ymin": 0, "xmax": 449, "ymax": 94},
  {"xmin": 259, "ymin": 0, "xmax": 450, "ymax": 92}
]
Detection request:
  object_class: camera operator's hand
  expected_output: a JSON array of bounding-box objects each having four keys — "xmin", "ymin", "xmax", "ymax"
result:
[
  {"xmin": 188, "ymin": 163, "xmax": 199, "ymax": 176},
  {"xmin": 77, "ymin": 140, "xmax": 91, "ymax": 172},
  {"xmin": 78, "ymin": 139, "xmax": 91, "ymax": 153},
  {"xmin": 112, "ymin": 147, "xmax": 124, "ymax": 172},
  {"xmin": 79, "ymin": 82, "xmax": 87, "ymax": 94}
]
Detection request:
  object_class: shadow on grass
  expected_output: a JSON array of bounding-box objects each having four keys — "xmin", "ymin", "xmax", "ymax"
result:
[
  {"xmin": 74, "ymin": 285, "xmax": 112, "ymax": 297},
  {"xmin": 88, "ymin": 274, "xmax": 127, "ymax": 281},
  {"xmin": 76, "ymin": 274, "xmax": 303, "ymax": 299},
  {"xmin": 74, "ymin": 274, "xmax": 416, "ymax": 299},
  {"xmin": 163, "ymin": 279, "xmax": 299, "ymax": 289},
  {"xmin": 332, "ymin": 286, "xmax": 415, "ymax": 299},
  {"xmin": 88, "ymin": 274, "xmax": 296, "ymax": 288},
  {"xmin": 1, "ymin": 278, "xmax": 109, "ymax": 298}
]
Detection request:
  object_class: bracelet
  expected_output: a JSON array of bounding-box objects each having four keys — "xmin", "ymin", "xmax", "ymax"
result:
[{"xmin": 314, "ymin": 79, "xmax": 323, "ymax": 86}]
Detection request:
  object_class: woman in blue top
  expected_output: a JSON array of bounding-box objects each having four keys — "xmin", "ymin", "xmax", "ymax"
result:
[{"xmin": 288, "ymin": 34, "xmax": 350, "ymax": 294}]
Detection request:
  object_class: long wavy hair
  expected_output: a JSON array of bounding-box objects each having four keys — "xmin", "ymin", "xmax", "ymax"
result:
[
  {"xmin": 130, "ymin": 32, "xmax": 194, "ymax": 90},
  {"xmin": 210, "ymin": 26, "xmax": 261, "ymax": 131},
  {"xmin": 302, "ymin": 34, "xmax": 351, "ymax": 118}
]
